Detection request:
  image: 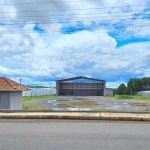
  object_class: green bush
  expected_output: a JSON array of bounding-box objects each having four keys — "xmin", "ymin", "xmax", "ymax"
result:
[{"xmin": 118, "ymin": 95, "xmax": 134, "ymax": 99}]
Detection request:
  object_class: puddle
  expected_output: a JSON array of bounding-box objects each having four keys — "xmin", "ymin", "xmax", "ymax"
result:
[
  {"xmin": 123, "ymin": 103, "xmax": 128, "ymax": 105},
  {"xmin": 113, "ymin": 102, "xmax": 119, "ymax": 105},
  {"xmin": 53, "ymin": 103, "xmax": 59, "ymax": 106},
  {"xmin": 47, "ymin": 100, "xmax": 57, "ymax": 103},
  {"xmin": 45, "ymin": 97, "xmax": 150, "ymax": 112},
  {"xmin": 67, "ymin": 108, "xmax": 91, "ymax": 111},
  {"xmin": 106, "ymin": 106, "xmax": 121, "ymax": 109},
  {"xmin": 52, "ymin": 108, "xmax": 63, "ymax": 111}
]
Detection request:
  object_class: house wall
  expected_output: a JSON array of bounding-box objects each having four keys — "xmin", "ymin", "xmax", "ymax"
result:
[
  {"xmin": 0, "ymin": 91, "xmax": 22, "ymax": 110},
  {"xmin": 0, "ymin": 92, "xmax": 11, "ymax": 109},
  {"xmin": 10, "ymin": 91, "xmax": 22, "ymax": 110},
  {"xmin": 104, "ymin": 88, "xmax": 114, "ymax": 96}
]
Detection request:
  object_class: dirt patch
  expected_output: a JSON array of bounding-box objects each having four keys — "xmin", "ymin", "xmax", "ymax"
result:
[
  {"xmin": 56, "ymin": 104, "xmax": 70, "ymax": 107},
  {"xmin": 56, "ymin": 101, "xmax": 100, "ymax": 108},
  {"xmin": 74, "ymin": 98, "xmax": 90, "ymax": 101},
  {"xmin": 57, "ymin": 99, "xmax": 70, "ymax": 102},
  {"xmin": 129, "ymin": 103, "xmax": 148, "ymax": 107},
  {"xmin": 67, "ymin": 101, "xmax": 100, "ymax": 107}
]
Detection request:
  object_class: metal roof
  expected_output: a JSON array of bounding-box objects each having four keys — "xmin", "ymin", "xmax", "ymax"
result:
[{"xmin": 56, "ymin": 76, "xmax": 106, "ymax": 82}]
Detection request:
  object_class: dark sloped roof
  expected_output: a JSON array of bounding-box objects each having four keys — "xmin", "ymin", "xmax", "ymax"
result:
[
  {"xmin": 56, "ymin": 76, "xmax": 106, "ymax": 82},
  {"xmin": 0, "ymin": 77, "xmax": 29, "ymax": 91}
]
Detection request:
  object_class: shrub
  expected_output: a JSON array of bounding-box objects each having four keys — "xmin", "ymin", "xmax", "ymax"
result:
[{"xmin": 118, "ymin": 95, "xmax": 134, "ymax": 99}]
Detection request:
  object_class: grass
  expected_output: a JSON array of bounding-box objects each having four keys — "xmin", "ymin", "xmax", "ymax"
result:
[
  {"xmin": 22, "ymin": 103, "xmax": 46, "ymax": 110},
  {"xmin": 22, "ymin": 95, "xmax": 56, "ymax": 102},
  {"xmin": 22, "ymin": 94, "xmax": 56, "ymax": 110},
  {"xmin": 117, "ymin": 95, "xmax": 135, "ymax": 99},
  {"xmin": 56, "ymin": 104, "xmax": 70, "ymax": 107},
  {"xmin": 129, "ymin": 102, "xmax": 148, "ymax": 107},
  {"xmin": 105, "ymin": 95, "xmax": 150, "ymax": 101},
  {"xmin": 90, "ymin": 108, "xmax": 122, "ymax": 112}
]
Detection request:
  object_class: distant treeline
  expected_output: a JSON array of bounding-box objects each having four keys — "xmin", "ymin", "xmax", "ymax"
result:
[
  {"xmin": 116, "ymin": 77, "xmax": 150, "ymax": 95},
  {"xmin": 26, "ymin": 85, "xmax": 53, "ymax": 88}
]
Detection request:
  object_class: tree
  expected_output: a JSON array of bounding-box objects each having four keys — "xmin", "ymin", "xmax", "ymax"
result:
[
  {"xmin": 116, "ymin": 83, "xmax": 127, "ymax": 95},
  {"xmin": 127, "ymin": 78, "xmax": 135, "ymax": 95},
  {"xmin": 142, "ymin": 77, "xmax": 149, "ymax": 91}
]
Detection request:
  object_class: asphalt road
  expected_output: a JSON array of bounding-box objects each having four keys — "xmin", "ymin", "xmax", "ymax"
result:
[{"xmin": 0, "ymin": 120, "xmax": 150, "ymax": 150}]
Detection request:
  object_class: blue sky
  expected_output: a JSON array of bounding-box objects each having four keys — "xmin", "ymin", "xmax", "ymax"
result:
[{"xmin": 0, "ymin": 0, "xmax": 150, "ymax": 87}]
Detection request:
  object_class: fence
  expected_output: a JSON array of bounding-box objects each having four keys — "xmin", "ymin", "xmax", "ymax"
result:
[{"xmin": 22, "ymin": 89, "xmax": 56, "ymax": 97}]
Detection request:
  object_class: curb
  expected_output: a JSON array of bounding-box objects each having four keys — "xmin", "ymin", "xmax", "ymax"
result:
[{"xmin": 0, "ymin": 112, "xmax": 150, "ymax": 121}]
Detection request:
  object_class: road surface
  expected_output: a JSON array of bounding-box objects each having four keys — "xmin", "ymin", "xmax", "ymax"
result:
[{"xmin": 0, "ymin": 120, "xmax": 150, "ymax": 150}]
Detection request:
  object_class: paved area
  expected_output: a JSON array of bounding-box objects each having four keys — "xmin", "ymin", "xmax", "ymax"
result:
[
  {"xmin": 30, "ymin": 96, "xmax": 150, "ymax": 112},
  {"xmin": 0, "ymin": 120, "xmax": 150, "ymax": 150}
]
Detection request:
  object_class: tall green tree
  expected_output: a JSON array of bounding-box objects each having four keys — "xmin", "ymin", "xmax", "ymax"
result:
[
  {"xmin": 142, "ymin": 77, "xmax": 150, "ymax": 90},
  {"xmin": 116, "ymin": 83, "xmax": 127, "ymax": 95},
  {"xmin": 127, "ymin": 78, "xmax": 135, "ymax": 95}
]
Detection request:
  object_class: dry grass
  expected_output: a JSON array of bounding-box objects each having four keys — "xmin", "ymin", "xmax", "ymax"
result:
[
  {"xmin": 56, "ymin": 104, "xmax": 70, "ymax": 107},
  {"xmin": 74, "ymin": 98, "xmax": 89, "ymax": 101},
  {"xmin": 56, "ymin": 101, "xmax": 100, "ymax": 108},
  {"xmin": 129, "ymin": 102, "xmax": 148, "ymax": 107},
  {"xmin": 23, "ymin": 102, "xmax": 46, "ymax": 110},
  {"xmin": 57, "ymin": 99, "xmax": 69, "ymax": 102},
  {"xmin": 90, "ymin": 108, "xmax": 122, "ymax": 112},
  {"xmin": 68, "ymin": 101, "xmax": 99, "ymax": 107}
]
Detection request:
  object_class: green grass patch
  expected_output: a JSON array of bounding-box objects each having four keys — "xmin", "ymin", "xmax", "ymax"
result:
[
  {"xmin": 104, "ymin": 95, "xmax": 116, "ymax": 99},
  {"xmin": 105, "ymin": 95, "xmax": 150, "ymax": 101},
  {"xmin": 22, "ymin": 102, "xmax": 46, "ymax": 110},
  {"xmin": 117, "ymin": 95, "xmax": 134, "ymax": 99},
  {"xmin": 22, "ymin": 95, "xmax": 56, "ymax": 110},
  {"xmin": 22, "ymin": 95, "xmax": 56, "ymax": 102},
  {"xmin": 133, "ymin": 96, "xmax": 150, "ymax": 100}
]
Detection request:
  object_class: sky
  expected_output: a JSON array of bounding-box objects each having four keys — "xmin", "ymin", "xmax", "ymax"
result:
[{"xmin": 0, "ymin": 0, "xmax": 150, "ymax": 87}]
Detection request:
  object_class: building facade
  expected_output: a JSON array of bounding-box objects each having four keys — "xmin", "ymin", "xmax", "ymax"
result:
[
  {"xmin": 0, "ymin": 77, "xmax": 29, "ymax": 110},
  {"xmin": 56, "ymin": 76, "xmax": 107, "ymax": 96}
]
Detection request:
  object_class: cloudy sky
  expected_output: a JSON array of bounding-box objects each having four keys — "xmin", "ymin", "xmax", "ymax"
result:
[{"xmin": 0, "ymin": 0, "xmax": 150, "ymax": 87}]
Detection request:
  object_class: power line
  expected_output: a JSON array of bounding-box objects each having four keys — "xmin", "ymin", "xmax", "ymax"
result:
[
  {"xmin": 0, "ymin": 0, "xmax": 102, "ymax": 5},
  {"xmin": 0, "ymin": 9, "xmax": 146, "ymax": 19},
  {"xmin": 0, "ymin": 15, "xmax": 149, "ymax": 25},
  {"xmin": 0, "ymin": 23, "xmax": 150, "ymax": 34},
  {"xmin": 0, "ymin": 13, "xmax": 149, "ymax": 23},
  {"xmin": 0, "ymin": 5, "xmax": 148, "ymax": 13}
]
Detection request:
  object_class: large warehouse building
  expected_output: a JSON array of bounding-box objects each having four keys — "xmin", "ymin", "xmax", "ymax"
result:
[{"xmin": 56, "ymin": 76, "xmax": 113, "ymax": 96}]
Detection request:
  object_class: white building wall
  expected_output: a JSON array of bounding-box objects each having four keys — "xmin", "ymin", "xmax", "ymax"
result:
[
  {"xmin": 137, "ymin": 91, "xmax": 150, "ymax": 97},
  {"xmin": 104, "ymin": 88, "xmax": 114, "ymax": 96},
  {"xmin": 0, "ymin": 92, "xmax": 11, "ymax": 109},
  {"xmin": 10, "ymin": 91, "xmax": 22, "ymax": 110}
]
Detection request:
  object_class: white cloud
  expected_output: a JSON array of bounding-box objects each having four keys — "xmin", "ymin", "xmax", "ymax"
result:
[
  {"xmin": 0, "ymin": 23, "xmax": 150, "ymax": 87},
  {"xmin": 0, "ymin": 0, "xmax": 150, "ymax": 87},
  {"xmin": 106, "ymin": 81, "xmax": 127, "ymax": 88}
]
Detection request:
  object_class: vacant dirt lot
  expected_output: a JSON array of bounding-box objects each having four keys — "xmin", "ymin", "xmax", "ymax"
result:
[{"xmin": 27, "ymin": 96, "xmax": 150, "ymax": 112}]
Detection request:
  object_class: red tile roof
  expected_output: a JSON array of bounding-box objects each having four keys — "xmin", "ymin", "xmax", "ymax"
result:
[{"xmin": 0, "ymin": 77, "xmax": 29, "ymax": 91}]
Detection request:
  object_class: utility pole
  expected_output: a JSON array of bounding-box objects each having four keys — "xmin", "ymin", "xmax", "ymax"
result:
[{"xmin": 20, "ymin": 78, "xmax": 22, "ymax": 84}]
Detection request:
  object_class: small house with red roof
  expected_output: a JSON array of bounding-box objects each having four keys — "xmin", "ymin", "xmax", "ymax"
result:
[{"xmin": 0, "ymin": 77, "xmax": 29, "ymax": 110}]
